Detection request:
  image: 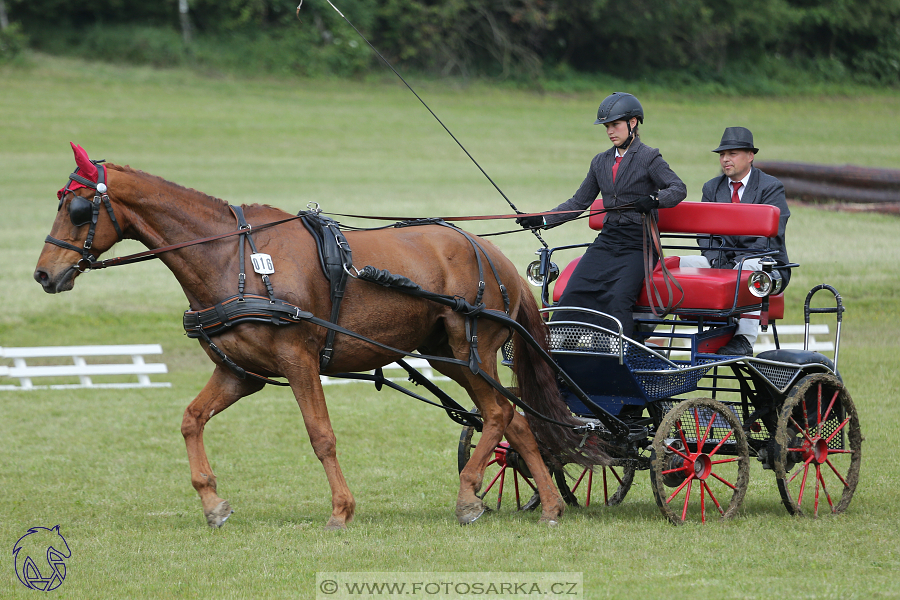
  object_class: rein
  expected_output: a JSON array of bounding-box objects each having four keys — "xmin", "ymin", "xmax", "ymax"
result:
[
  {"xmin": 641, "ymin": 212, "xmax": 684, "ymax": 318},
  {"xmin": 71, "ymin": 214, "xmax": 305, "ymax": 272},
  {"xmin": 55, "ymin": 203, "xmax": 628, "ymax": 273}
]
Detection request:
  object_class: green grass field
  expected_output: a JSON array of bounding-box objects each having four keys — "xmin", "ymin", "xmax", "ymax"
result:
[{"xmin": 1, "ymin": 55, "xmax": 899, "ymax": 599}]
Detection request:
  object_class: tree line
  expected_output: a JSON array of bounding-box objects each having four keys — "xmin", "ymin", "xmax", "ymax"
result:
[{"xmin": 2, "ymin": 0, "xmax": 898, "ymax": 85}]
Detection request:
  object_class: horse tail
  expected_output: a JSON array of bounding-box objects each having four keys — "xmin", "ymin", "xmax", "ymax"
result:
[{"xmin": 511, "ymin": 280, "xmax": 610, "ymax": 469}]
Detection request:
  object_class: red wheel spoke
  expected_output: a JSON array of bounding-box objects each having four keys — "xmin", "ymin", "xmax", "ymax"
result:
[
  {"xmin": 483, "ymin": 468, "xmax": 503, "ymax": 495},
  {"xmin": 709, "ymin": 470, "xmax": 737, "ymax": 490},
  {"xmin": 827, "ymin": 449, "xmax": 853, "ymax": 454},
  {"xmin": 700, "ymin": 480, "xmax": 706, "ymax": 523},
  {"xmin": 694, "ymin": 407, "xmax": 702, "ymax": 446},
  {"xmin": 676, "ymin": 422, "xmax": 692, "ymax": 456},
  {"xmin": 789, "ymin": 416, "xmax": 816, "ymax": 445},
  {"xmin": 796, "ymin": 462, "xmax": 812, "ymax": 507},
  {"xmin": 609, "ymin": 466, "xmax": 625, "ymax": 486},
  {"xmin": 675, "ymin": 419, "xmax": 688, "ymax": 450},
  {"xmin": 711, "ymin": 457, "xmax": 739, "ymax": 465},
  {"xmin": 586, "ymin": 468, "xmax": 593, "ymax": 507},
  {"xmin": 662, "ymin": 466, "xmax": 690, "ymax": 475},
  {"xmin": 787, "ymin": 457, "xmax": 813, "ymax": 483},
  {"xmin": 667, "ymin": 445, "xmax": 692, "ymax": 462},
  {"xmin": 708, "ymin": 429, "xmax": 734, "ymax": 457},
  {"xmin": 820, "ymin": 389, "xmax": 840, "ymax": 436},
  {"xmin": 703, "ymin": 481, "xmax": 725, "ymax": 515},
  {"xmin": 825, "ymin": 458, "xmax": 850, "ymax": 488},
  {"xmin": 698, "ymin": 410, "xmax": 716, "ymax": 448},
  {"xmin": 816, "ymin": 383, "xmax": 823, "ymax": 434},
  {"xmin": 681, "ymin": 478, "xmax": 693, "ymax": 522},
  {"xmin": 521, "ymin": 472, "xmax": 537, "ymax": 492},
  {"xmin": 813, "ymin": 464, "xmax": 821, "ymax": 516},
  {"xmin": 817, "ymin": 467, "xmax": 835, "ymax": 511},
  {"xmin": 666, "ymin": 473, "xmax": 694, "ymax": 505},
  {"xmin": 825, "ymin": 417, "xmax": 851, "ymax": 443},
  {"xmin": 571, "ymin": 468, "xmax": 589, "ymax": 493}
]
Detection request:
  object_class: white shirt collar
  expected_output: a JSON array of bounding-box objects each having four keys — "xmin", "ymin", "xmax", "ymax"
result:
[
  {"xmin": 730, "ymin": 167, "xmax": 752, "ymax": 187},
  {"xmin": 729, "ymin": 168, "xmax": 752, "ymax": 200}
]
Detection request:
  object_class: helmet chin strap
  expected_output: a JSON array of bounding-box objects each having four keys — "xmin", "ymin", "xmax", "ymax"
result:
[{"xmin": 621, "ymin": 119, "xmax": 637, "ymax": 152}]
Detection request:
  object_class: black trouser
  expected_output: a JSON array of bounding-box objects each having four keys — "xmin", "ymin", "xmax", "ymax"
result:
[{"xmin": 551, "ymin": 221, "xmax": 657, "ymax": 339}]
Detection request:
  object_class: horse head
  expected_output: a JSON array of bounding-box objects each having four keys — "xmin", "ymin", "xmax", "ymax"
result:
[{"xmin": 34, "ymin": 143, "xmax": 131, "ymax": 293}]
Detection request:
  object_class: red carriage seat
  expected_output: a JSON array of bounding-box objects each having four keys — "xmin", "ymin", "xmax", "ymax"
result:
[{"xmin": 553, "ymin": 200, "xmax": 784, "ymax": 319}]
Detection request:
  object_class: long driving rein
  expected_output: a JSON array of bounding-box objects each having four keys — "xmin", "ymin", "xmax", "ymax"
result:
[{"xmin": 44, "ymin": 167, "xmax": 655, "ymax": 441}]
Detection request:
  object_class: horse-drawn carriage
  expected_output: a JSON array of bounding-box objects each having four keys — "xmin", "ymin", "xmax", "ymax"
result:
[
  {"xmin": 459, "ymin": 199, "xmax": 861, "ymax": 524},
  {"xmin": 37, "ymin": 145, "xmax": 860, "ymax": 528}
]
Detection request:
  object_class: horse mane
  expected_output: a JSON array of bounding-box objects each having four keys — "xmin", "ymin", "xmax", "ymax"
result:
[
  {"xmin": 106, "ymin": 163, "xmax": 287, "ymax": 215},
  {"xmin": 106, "ymin": 163, "xmax": 231, "ymax": 208}
]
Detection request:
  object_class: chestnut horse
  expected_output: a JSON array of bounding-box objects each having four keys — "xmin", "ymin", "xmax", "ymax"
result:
[{"xmin": 34, "ymin": 144, "xmax": 601, "ymax": 528}]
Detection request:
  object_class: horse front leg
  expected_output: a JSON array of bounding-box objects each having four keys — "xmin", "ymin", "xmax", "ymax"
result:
[
  {"xmin": 286, "ymin": 361, "xmax": 355, "ymax": 530},
  {"xmin": 181, "ymin": 366, "xmax": 264, "ymax": 528},
  {"xmin": 503, "ymin": 411, "xmax": 565, "ymax": 525}
]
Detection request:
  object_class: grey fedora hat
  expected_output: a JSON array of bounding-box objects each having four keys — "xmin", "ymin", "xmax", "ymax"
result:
[{"xmin": 712, "ymin": 126, "xmax": 759, "ymax": 153}]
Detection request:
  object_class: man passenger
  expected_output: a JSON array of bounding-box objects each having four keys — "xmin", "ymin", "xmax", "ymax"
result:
[{"xmin": 680, "ymin": 127, "xmax": 791, "ymax": 356}]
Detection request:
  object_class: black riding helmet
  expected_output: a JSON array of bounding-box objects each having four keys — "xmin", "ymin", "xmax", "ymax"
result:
[
  {"xmin": 594, "ymin": 92, "xmax": 644, "ymax": 125},
  {"xmin": 595, "ymin": 92, "xmax": 643, "ymax": 150}
]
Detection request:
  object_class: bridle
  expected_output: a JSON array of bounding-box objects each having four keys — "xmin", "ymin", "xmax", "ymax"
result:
[{"xmin": 47, "ymin": 161, "xmax": 124, "ymax": 273}]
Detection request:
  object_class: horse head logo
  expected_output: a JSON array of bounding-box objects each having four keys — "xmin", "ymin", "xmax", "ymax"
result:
[{"xmin": 12, "ymin": 525, "xmax": 71, "ymax": 591}]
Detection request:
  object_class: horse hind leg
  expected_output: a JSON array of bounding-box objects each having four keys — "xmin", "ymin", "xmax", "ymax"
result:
[
  {"xmin": 181, "ymin": 366, "xmax": 265, "ymax": 528},
  {"xmin": 431, "ymin": 350, "xmax": 564, "ymax": 525},
  {"xmin": 456, "ymin": 383, "xmax": 514, "ymax": 525},
  {"xmin": 502, "ymin": 411, "xmax": 565, "ymax": 525}
]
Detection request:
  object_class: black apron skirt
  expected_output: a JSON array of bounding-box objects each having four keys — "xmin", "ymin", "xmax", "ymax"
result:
[{"xmin": 551, "ymin": 221, "xmax": 657, "ymax": 339}]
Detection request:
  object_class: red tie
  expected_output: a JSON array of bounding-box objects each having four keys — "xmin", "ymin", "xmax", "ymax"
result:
[
  {"xmin": 612, "ymin": 156, "xmax": 623, "ymax": 182},
  {"xmin": 731, "ymin": 181, "xmax": 742, "ymax": 203}
]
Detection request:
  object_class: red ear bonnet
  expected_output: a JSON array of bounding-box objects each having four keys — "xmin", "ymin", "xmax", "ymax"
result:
[{"xmin": 58, "ymin": 142, "xmax": 98, "ymax": 199}]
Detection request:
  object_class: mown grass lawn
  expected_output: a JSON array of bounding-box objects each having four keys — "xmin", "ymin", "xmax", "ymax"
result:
[{"xmin": 1, "ymin": 54, "xmax": 899, "ymax": 599}]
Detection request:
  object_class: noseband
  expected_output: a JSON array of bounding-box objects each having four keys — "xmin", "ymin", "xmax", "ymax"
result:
[{"xmin": 46, "ymin": 162, "xmax": 124, "ymax": 272}]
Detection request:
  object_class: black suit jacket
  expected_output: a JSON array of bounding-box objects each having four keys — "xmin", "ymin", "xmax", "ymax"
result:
[
  {"xmin": 545, "ymin": 139, "xmax": 686, "ymax": 227},
  {"xmin": 699, "ymin": 167, "xmax": 791, "ymax": 287}
]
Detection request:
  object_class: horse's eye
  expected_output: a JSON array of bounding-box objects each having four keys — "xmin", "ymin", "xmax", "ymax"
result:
[{"xmin": 68, "ymin": 196, "xmax": 94, "ymax": 227}]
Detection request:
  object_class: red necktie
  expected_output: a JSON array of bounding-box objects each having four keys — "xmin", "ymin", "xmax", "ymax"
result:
[
  {"xmin": 731, "ymin": 181, "xmax": 742, "ymax": 203},
  {"xmin": 612, "ymin": 155, "xmax": 623, "ymax": 182}
]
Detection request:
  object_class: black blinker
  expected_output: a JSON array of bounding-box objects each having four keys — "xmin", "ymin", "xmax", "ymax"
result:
[{"xmin": 68, "ymin": 195, "xmax": 95, "ymax": 227}]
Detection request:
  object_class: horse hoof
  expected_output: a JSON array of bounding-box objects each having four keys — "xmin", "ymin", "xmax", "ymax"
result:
[
  {"xmin": 324, "ymin": 517, "xmax": 347, "ymax": 531},
  {"xmin": 541, "ymin": 518, "xmax": 559, "ymax": 527},
  {"xmin": 456, "ymin": 502, "xmax": 488, "ymax": 525},
  {"xmin": 206, "ymin": 500, "xmax": 234, "ymax": 528}
]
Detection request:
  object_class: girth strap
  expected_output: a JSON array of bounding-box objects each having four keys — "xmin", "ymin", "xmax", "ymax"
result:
[
  {"xmin": 299, "ymin": 211, "xmax": 354, "ymax": 371},
  {"xmin": 184, "ymin": 294, "xmax": 312, "ymax": 337}
]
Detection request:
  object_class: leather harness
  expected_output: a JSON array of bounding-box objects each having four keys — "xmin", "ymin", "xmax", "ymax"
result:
[{"xmin": 182, "ymin": 206, "xmax": 354, "ymax": 378}]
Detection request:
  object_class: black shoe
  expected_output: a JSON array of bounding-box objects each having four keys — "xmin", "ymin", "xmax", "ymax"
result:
[{"xmin": 716, "ymin": 335, "xmax": 753, "ymax": 356}]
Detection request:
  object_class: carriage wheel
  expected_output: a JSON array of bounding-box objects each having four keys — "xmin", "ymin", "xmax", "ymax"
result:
[
  {"xmin": 458, "ymin": 423, "xmax": 537, "ymax": 512},
  {"xmin": 650, "ymin": 397, "xmax": 750, "ymax": 525},
  {"xmin": 773, "ymin": 374, "xmax": 862, "ymax": 517},
  {"xmin": 554, "ymin": 463, "xmax": 635, "ymax": 507}
]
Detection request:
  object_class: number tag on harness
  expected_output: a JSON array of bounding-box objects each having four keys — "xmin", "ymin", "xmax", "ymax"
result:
[{"xmin": 250, "ymin": 253, "xmax": 275, "ymax": 275}]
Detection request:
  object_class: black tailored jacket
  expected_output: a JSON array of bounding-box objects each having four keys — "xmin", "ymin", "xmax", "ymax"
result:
[
  {"xmin": 545, "ymin": 139, "xmax": 686, "ymax": 228},
  {"xmin": 699, "ymin": 167, "xmax": 791, "ymax": 273}
]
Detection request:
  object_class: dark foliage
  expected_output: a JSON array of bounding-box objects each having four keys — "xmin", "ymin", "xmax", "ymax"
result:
[{"xmin": 4, "ymin": 0, "xmax": 898, "ymax": 85}]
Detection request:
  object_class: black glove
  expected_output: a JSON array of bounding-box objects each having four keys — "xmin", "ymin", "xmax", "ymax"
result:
[
  {"xmin": 634, "ymin": 195, "xmax": 659, "ymax": 214},
  {"xmin": 516, "ymin": 214, "xmax": 544, "ymax": 229}
]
